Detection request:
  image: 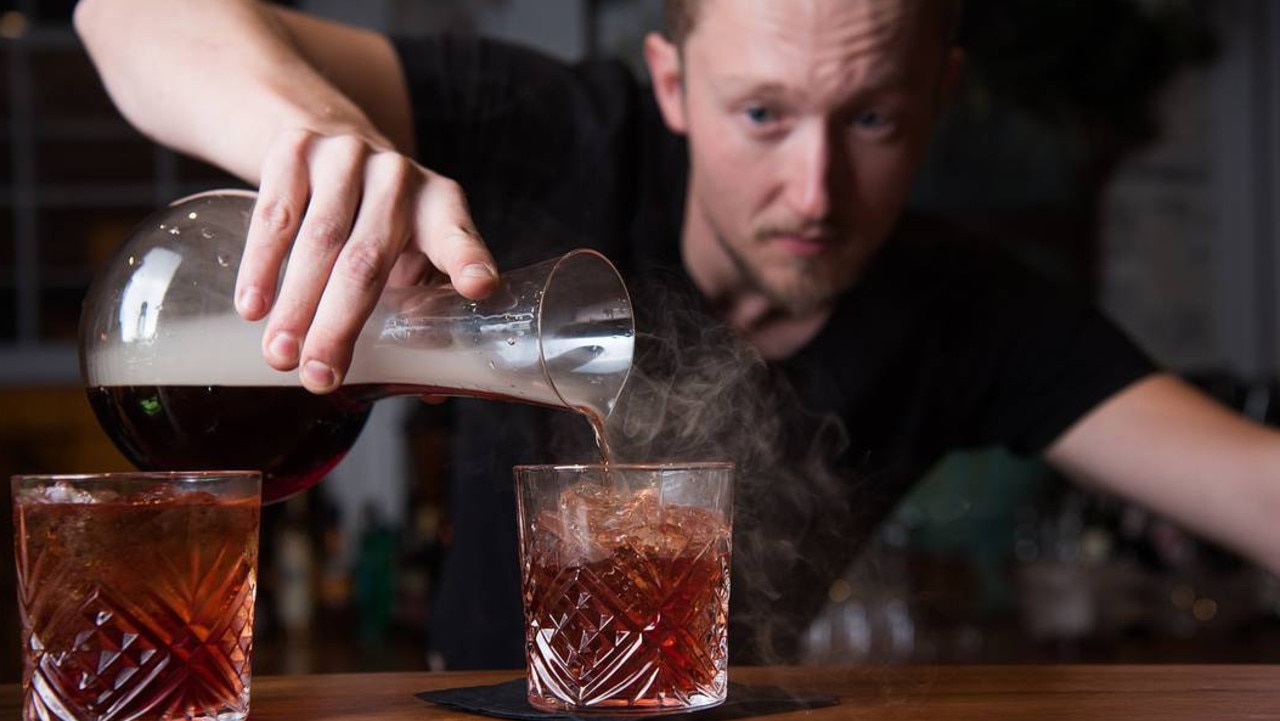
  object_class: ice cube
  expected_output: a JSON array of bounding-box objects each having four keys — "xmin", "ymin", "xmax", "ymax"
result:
[
  {"xmin": 37, "ymin": 482, "xmax": 100, "ymax": 505},
  {"xmin": 133, "ymin": 484, "xmax": 182, "ymax": 505}
]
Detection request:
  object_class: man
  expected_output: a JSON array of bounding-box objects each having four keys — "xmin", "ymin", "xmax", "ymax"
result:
[{"xmin": 75, "ymin": 0, "xmax": 1280, "ymax": 667}]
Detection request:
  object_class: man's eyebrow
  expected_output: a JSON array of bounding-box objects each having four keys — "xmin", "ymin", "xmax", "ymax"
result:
[
  {"xmin": 841, "ymin": 63, "xmax": 914, "ymax": 95},
  {"xmin": 710, "ymin": 66, "xmax": 913, "ymax": 104},
  {"xmin": 711, "ymin": 76, "xmax": 793, "ymax": 99}
]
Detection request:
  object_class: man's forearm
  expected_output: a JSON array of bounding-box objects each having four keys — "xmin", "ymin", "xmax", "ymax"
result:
[
  {"xmin": 77, "ymin": 0, "xmax": 495, "ymax": 394},
  {"xmin": 1047, "ymin": 374, "xmax": 1280, "ymax": 575},
  {"xmin": 74, "ymin": 0, "xmax": 386, "ymax": 183}
]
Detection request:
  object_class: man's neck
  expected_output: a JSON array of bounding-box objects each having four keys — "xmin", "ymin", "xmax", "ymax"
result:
[{"xmin": 680, "ymin": 203, "xmax": 831, "ymax": 361}]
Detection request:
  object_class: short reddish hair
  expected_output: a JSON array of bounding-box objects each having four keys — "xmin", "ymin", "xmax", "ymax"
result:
[{"xmin": 662, "ymin": 0, "xmax": 963, "ymax": 49}]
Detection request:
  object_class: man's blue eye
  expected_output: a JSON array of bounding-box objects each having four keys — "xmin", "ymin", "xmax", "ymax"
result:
[
  {"xmin": 856, "ymin": 109, "xmax": 888, "ymax": 129},
  {"xmin": 745, "ymin": 106, "xmax": 775, "ymax": 124}
]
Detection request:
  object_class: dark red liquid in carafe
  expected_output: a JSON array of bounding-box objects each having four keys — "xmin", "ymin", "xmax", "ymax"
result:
[{"xmin": 87, "ymin": 384, "xmax": 374, "ymax": 503}]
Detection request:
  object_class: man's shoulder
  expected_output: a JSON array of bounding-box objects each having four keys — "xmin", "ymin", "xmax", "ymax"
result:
[
  {"xmin": 875, "ymin": 211, "xmax": 1086, "ymax": 303},
  {"xmin": 389, "ymin": 33, "xmax": 662, "ymax": 187},
  {"xmin": 389, "ymin": 35, "xmax": 685, "ymax": 269},
  {"xmin": 821, "ymin": 209, "xmax": 1107, "ymax": 363},
  {"xmin": 887, "ymin": 212, "xmax": 1025, "ymax": 271},
  {"xmin": 390, "ymin": 34, "xmax": 644, "ymax": 117}
]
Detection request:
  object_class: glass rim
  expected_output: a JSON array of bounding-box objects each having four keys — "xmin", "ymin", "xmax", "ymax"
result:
[
  {"xmin": 534, "ymin": 247, "xmax": 635, "ymax": 416},
  {"xmin": 513, "ymin": 461, "xmax": 734, "ymax": 473},
  {"xmin": 168, "ymin": 187, "xmax": 257, "ymax": 207},
  {"xmin": 12, "ymin": 470, "xmax": 262, "ymax": 484}
]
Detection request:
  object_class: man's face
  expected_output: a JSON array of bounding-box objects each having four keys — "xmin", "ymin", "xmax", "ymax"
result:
[{"xmin": 664, "ymin": 0, "xmax": 955, "ymax": 314}]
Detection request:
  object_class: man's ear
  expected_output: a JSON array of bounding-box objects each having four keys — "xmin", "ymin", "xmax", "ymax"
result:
[{"xmin": 644, "ymin": 32, "xmax": 688, "ymax": 135}]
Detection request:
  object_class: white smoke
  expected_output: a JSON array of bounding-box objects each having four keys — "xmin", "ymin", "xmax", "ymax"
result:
[{"xmin": 592, "ymin": 275, "xmax": 858, "ymax": 663}]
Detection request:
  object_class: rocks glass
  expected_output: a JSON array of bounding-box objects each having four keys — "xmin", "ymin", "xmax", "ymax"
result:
[
  {"xmin": 12, "ymin": 471, "xmax": 261, "ymax": 721},
  {"xmin": 515, "ymin": 463, "xmax": 733, "ymax": 714}
]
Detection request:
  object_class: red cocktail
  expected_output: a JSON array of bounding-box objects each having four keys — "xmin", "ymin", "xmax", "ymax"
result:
[
  {"xmin": 516, "ymin": 463, "xmax": 733, "ymax": 714},
  {"xmin": 13, "ymin": 472, "xmax": 260, "ymax": 721}
]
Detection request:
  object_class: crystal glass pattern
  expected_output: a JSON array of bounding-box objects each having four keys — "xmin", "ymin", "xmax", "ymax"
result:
[
  {"xmin": 13, "ymin": 472, "xmax": 260, "ymax": 721},
  {"xmin": 516, "ymin": 463, "xmax": 733, "ymax": 714}
]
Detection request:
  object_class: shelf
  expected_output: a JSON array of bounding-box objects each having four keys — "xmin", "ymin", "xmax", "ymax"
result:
[
  {"xmin": 0, "ymin": 343, "xmax": 79, "ymax": 386},
  {"xmin": 22, "ymin": 118, "xmax": 145, "ymax": 141},
  {"xmin": 0, "ymin": 267, "xmax": 94, "ymax": 290},
  {"xmin": 1, "ymin": 118, "xmax": 144, "ymax": 139},
  {"xmin": 2, "ymin": 26, "xmax": 79, "ymax": 50},
  {"xmin": 0, "ymin": 183, "xmax": 237, "ymax": 208}
]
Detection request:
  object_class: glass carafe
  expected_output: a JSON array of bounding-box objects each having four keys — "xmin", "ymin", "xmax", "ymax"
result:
[{"xmin": 79, "ymin": 189, "xmax": 634, "ymax": 502}]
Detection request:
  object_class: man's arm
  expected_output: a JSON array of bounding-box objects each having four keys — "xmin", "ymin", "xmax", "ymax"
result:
[
  {"xmin": 1046, "ymin": 373, "xmax": 1280, "ymax": 574},
  {"xmin": 75, "ymin": 0, "xmax": 410, "ymax": 178},
  {"xmin": 74, "ymin": 0, "xmax": 498, "ymax": 393}
]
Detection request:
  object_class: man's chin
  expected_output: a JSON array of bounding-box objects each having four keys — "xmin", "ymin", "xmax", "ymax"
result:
[
  {"xmin": 761, "ymin": 274, "xmax": 845, "ymax": 317},
  {"xmin": 720, "ymin": 233, "xmax": 857, "ymax": 315}
]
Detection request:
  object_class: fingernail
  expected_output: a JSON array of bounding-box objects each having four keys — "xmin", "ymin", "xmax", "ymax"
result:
[
  {"xmin": 302, "ymin": 360, "xmax": 336, "ymax": 390},
  {"xmin": 461, "ymin": 263, "xmax": 496, "ymax": 279},
  {"xmin": 268, "ymin": 332, "xmax": 298, "ymax": 364},
  {"xmin": 237, "ymin": 287, "xmax": 266, "ymax": 317}
]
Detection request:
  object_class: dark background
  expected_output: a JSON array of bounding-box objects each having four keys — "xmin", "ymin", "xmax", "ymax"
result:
[{"xmin": 2, "ymin": 0, "xmax": 1279, "ymax": 677}]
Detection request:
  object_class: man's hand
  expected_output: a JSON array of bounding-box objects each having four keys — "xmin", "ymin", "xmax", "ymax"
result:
[
  {"xmin": 234, "ymin": 128, "xmax": 499, "ymax": 393},
  {"xmin": 76, "ymin": 0, "xmax": 479, "ymax": 393}
]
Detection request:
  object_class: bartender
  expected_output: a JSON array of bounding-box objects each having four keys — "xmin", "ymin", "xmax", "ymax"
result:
[{"xmin": 75, "ymin": 0, "xmax": 1280, "ymax": 666}]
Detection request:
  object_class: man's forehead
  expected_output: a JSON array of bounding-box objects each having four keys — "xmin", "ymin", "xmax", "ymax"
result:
[
  {"xmin": 688, "ymin": 0, "xmax": 935, "ymax": 62},
  {"xmin": 687, "ymin": 0, "xmax": 934, "ymax": 91},
  {"xmin": 693, "ymin": 0, "xmax": 927, "ymax": 38}
]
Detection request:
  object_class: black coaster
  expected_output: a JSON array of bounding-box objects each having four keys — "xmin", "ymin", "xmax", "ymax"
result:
[{"xmin": 416, "ymin": 679, "xmax": 839, "ymax": 720}]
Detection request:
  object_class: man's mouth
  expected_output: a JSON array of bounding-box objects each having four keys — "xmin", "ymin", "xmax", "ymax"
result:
[{"xmin": 771, "ymin": 233, "xmax": 833, "ymax": 257}]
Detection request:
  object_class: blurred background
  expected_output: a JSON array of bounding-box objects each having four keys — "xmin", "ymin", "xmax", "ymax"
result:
[{"xmin": 1, "ymin": 0, "xmax": 1279, "ymax": 678}]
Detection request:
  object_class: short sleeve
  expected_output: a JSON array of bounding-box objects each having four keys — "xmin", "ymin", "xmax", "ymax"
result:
[
  {"xmin": 388, "ymin": 36, "xmax": 643, "ymax": 266},
  {"xmin": 793, "ymin": 216, "xmax": 1159, "ymax": 469}
]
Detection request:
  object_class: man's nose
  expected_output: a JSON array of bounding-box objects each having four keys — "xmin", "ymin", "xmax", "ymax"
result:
[{"xmin": 783, "ymin": 122, "xmax": 835, "ymax": 221}]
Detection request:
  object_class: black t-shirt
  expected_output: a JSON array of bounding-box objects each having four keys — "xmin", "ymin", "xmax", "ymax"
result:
[{"xmin": 391, "ymin": 35, "xmax": 1156, "ymax": 667}]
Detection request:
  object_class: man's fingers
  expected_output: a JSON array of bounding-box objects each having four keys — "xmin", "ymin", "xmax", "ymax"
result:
[
  {"xmin": 296, "ymin": 151, "xmax": 417, "ymax": 392},
  {"xmin": 414, "ymin": 175, "xmax": 498, "ymax": 299},
  {"xmin": 261, "ymin": 135, "xmax": 366, "ymax": 372},
  {"xmin": 236, "ymin": 129, "xmax": 312, "ymax": 321},
  {"xmin": 237, "ymin": 129, "xmax": 499, "ymax": 394}
]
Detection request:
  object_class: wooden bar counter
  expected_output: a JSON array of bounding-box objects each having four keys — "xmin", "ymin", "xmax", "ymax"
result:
[{"xmin": 1, "ymin": 665, "xmax": 1277, "ymax": 719}]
